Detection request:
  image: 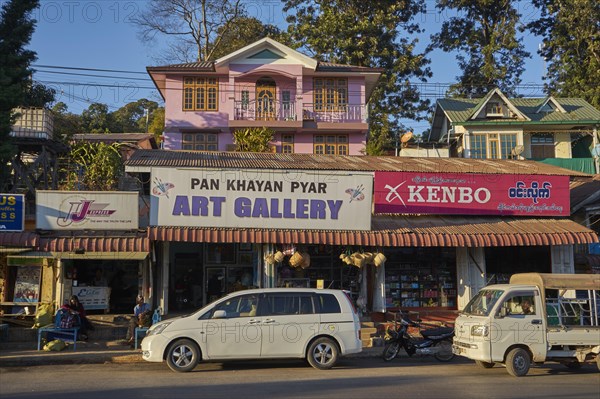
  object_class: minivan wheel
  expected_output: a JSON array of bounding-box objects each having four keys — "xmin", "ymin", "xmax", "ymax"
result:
[
  {"xmin": 307, "ymin": 337, "xmax": 339, "ymax": 370},
  {"xmin": 505, "ymin": 348, "xmax": 530, "ymax": 377},
  {"xmin": 166, "ymin": 339, "xmax": 199, "ymax": 372}
]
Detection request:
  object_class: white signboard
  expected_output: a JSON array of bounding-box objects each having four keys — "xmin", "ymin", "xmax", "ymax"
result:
[
  {"xmin": 150, "ymin": 168, "xmax": 373, "ymax": 231},
  {"xmin": 36, "ymin": 191, "xmax": 139, "ymax": 230},
  {"xmin": 72, "ymin": 286, "xmax": 111, "ymax": 310}
]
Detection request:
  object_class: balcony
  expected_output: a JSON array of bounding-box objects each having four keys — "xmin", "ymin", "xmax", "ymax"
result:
[
  {"xmin": 302, "ymin": 103, "xmax": 367, "ymax": 130},
  {"xmin": 10, "ymin": 107, "xmax": 54, "ymax": 140}
]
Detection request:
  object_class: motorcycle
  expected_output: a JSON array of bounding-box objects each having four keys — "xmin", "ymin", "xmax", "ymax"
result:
[{"xmin": 382, "ymin": 312, "xmax": 455, "ymax": 362}]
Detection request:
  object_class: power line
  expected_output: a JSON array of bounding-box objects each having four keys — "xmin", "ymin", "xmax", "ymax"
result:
[{"xmin": 35, "ymin": 69, "xmax": 152, "ymax": 81}]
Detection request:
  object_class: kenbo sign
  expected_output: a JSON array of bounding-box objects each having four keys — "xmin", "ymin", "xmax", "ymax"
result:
[{"xmin": 374, "ymin": 171, "xmax": 569, "ymax": 216}]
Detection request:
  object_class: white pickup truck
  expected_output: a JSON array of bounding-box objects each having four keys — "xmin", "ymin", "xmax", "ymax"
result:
[{"xmin": 453, "ymin": 273, "xmax": 600, "ymax": 376}]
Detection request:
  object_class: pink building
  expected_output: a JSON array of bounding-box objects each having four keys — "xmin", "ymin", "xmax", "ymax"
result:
[{"xmin": 147, "ymin": 38, "xmax": 382, "ymax": 155}]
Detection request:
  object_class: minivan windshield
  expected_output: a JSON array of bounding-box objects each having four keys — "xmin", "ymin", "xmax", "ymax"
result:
[{"xmin": 463, "ymin": 289, "xmax": 504, "ymax": 316}]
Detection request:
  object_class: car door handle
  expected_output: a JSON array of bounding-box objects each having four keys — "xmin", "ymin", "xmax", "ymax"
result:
[
  {"xmin": 263, "ymin": 319, "xmax": 276, "ymax": 324},
  {"xmin": 531, "ymin": 319, "xmax": 542, "ymax": 325},
  {"xmin": 247, "ymin": 319, "xmax": 261, "ymax": 324}
]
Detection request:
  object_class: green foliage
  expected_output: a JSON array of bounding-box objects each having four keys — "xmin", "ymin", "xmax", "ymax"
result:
[
  {"xmin": 147, "ymin": 107, "xmax": 165, "ymax": 137},
  {"xmin": 284, "ymin": 0, "xmax": 431, "ymax": 155},
  {"xmin": 233, "ymin": 127, "xmax": 275, "ymax": 152},
  {"xmin": 22, "ymin": 81, "xmax": 56, "ymax": 108},
  {"xmin": 527, "ymin": 0, "xmax": 600, "ymax": 108},
  {"xmin": 60, "ymin": 142, "xmax": 124, "ymax": 191},
  {"xmin": 430, "ymin": 0, "xmax": 530, "ymax": 97},
  {"xmin": 208, "ymin": 17, "xmax": 292, "ymax": 59},
  {"xmin": 111, "ymin": 99, "xmax": 159, "ymax": 132},
  {"xmin": 0, "ymin": 0, "xmax": 40, "ymax": 165},
  {"xmin": 51, "ymin": 102, "xmax": 83, "ymax": 143}
]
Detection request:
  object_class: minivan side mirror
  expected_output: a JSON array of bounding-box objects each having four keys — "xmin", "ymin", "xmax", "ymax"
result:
[{"xmin": 212, "ymin": 310, "xmax": 227, "ymax": 319}]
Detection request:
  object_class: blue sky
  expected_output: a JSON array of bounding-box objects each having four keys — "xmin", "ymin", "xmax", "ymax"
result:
[{"xmin": 28, "ymin": 0, "xmax": 548, "ymax": 136}]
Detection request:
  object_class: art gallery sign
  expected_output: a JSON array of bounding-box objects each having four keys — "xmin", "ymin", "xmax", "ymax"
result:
[
  {"xmin": 150, "ymin": 167, "xmax": 373, "ymax": 230},
  {"xmin": 374, "ymin": 171, "xmax": 569, "ymax": 216}
]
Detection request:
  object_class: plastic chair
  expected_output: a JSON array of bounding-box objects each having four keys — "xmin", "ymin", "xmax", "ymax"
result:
[{"xmin": 134, "ymin": 308, "xmax": 162, "ymax": 349}]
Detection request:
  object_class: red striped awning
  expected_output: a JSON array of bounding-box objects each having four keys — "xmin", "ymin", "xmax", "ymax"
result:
[
  {"xmin": 38, "ymin": 235, "xmax": 150, "ymax": 253},
  {"xmin": 0, "ymin": 231, "xmax": 38, "ymax": 248},
  {"xmin": 147, "ymin": 216, "xmax": 598, "ymax": 247}
]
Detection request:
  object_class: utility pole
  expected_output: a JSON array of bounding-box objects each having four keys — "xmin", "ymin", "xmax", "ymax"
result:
[{"xmin": 145, "ymin": 108, "xmax": 149, "ymax": 133}]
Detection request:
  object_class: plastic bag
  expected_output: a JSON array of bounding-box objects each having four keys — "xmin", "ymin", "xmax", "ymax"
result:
[
  {"xmin": 43, "ymin": 339, "xmax": 66, "ymax": 352},
  {"xmin": 33, "ymin": 303, "xmax": 55, "ymax": 328}
]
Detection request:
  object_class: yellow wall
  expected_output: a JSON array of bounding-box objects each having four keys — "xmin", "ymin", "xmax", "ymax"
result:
[{"xmin": 554, "ymin": 132, "xmax": 572, "ymax": 158}]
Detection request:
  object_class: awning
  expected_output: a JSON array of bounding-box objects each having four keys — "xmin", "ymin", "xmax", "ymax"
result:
[
  {"xmin": 148, "ymin": 216, "xmax": 598, "ymax": 247},
  {"xmin": 38, "ymin": 235, "xmax": 150, "ymax": 253},
  {"xmin": 0, "ymin": 231, "xmax": 38, "ymax": 248}
]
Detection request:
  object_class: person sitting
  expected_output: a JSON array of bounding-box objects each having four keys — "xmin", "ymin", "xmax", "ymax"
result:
[
  {"xmin": 65, "ymin": 295, "xmax": 94, "ymax": 340},
  {"xmin": 521, "ymin": 299, "xmax": 533, "ymax": 315},
  {"xmin": 123, "ymin": 295, "xmax": 152, "ymax": 347}
]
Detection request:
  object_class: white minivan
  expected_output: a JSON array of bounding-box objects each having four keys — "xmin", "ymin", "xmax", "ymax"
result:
[{"xmin": 141, "ymin": 288, "xmax": 362, "ymax": 372}]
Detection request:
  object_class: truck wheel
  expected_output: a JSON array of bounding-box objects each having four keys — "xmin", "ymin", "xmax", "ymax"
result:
[
  {"xmin": 307, "ymin": 337, "xmax": 339, "ymax": 370},
  {"xmin": 505, "ymin": 348, "xmax": 531, "ymax": 377},
  {"xmin": 475, "ymin": 360, "xmax": 495, "ymax": 369},
  {"xmin": 382, "ymin": 341, "xmax": 400, "ymax": 362},
  {"xmin": 166, "ymin": 339, "xmax": 199, "ymax": 372}
]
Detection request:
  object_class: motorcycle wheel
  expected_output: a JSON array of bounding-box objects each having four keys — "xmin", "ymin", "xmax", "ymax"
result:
[
  {"xmin": 433, "ymin": 338, "xmax": 455, "ymax": 362},
  {"xmin": 382, "ymin": 341, "xmax": 401, "ymax": 362}
]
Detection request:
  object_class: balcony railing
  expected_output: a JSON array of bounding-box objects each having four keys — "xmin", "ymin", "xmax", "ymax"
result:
[
  {"xmin": 234, "ymin": 100, "xmax": 297, "ymax": 121},
  {"xmin": 302, "ymin": 103, "xmax": 366, "ymax": 123},
  {"xmin": 10, "ymin": 107, "xmax": 54, "ymax": 140}
]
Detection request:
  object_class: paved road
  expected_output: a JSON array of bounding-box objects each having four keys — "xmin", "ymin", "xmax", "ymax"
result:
[{"xmin": 1, "ymin": 357, "xmax": 598, "ymax": 399}]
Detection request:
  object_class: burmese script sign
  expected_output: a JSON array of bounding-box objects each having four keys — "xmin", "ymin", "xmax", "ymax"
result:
[
  {"xmin": 150, "ymin": 167, "xmax": 373, "ymax": 230},
  {"xmin": 374, "ymin": 171, "xmax": 569, "ymax": 216}
]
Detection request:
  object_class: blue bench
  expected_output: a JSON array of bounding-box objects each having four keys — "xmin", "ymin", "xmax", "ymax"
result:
[
  {"xmin": 37, "ymin": 308, "xmax": 80, "ymax": 351},
  {"xmin": 134, "ymin": 308, "xmax": 162, "ymax": 349}
]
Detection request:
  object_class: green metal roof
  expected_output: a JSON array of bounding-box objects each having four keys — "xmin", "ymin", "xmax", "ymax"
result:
[{"xmin": 437, "ymin": 97, "xmax": 600, "ymax": 125}]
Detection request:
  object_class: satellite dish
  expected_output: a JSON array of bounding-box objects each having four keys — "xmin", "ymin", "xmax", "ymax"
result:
[{"xmin": 511, "ymin": 145, "xmax": 524, "ymax": 158}]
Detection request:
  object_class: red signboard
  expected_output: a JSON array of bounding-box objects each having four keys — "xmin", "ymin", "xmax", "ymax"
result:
[{"xmin": 374, "ymin": 172, "xmax": 570, "ymax": 216}]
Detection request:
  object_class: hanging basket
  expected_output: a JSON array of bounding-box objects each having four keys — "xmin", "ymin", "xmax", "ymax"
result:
[
  {"xmin": 274, "ymin": 251, "xmax": 284, "ymax": 263},
  {"xmin": 289, "ymin": 251, "xmax": 303, "ymax": 268},
  {"xmin": 351, "ymin": 252, "xmax": 367, "ymax": 268},
  {"xmin": 265, "ymin": 253, "xmax": 276, "ymax": 265},
  {"xmin": 300, "ymin": 252, "xmax": 311, "ymax": 269},
  {"xmin": 363, "ymin": 252, "xmax": 375, "ymax": 265},
  {"xmin": 373, "ymin": 252, "xmax": 387, "ymax": 267}
]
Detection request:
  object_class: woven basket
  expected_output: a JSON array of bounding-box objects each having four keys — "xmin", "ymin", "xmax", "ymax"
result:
[
  {"xmin": 289, "ymin": 251, "xmax": 303, "ymax": 268},
  {"xmin": 274, "ymin": 251, "xmax": 284, "ymax": 263},
  {"xmin": 373, "ymin": 252, "xmax": 387, "ymax": 267},
  {"xmin": 351, "ymin": 252, "xmax": 367, "ymax": 268},
  {"xmin": 300, "ymin": 252, "xmax": 311, "ymax": 269}
]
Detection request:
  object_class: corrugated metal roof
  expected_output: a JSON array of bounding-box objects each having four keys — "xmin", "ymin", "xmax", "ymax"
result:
[
  {"xmin": 146, "ymin": 62, "xmax": 215, "ymax": 72},
  {"xmin": 125, "ymin": 149, "xmax": 589, "ymax": 176},
  {"xmin": 570, "ymin": 175, "xmax": 600, "ymax": 211},
  {"xmin": 437, "ymin": 96, "xmax": 600, "ymax": 124},
  {"xmin": 148, "ymin": 216, "xmax": 598, "ymax": 247},
  {"xmin": 72, "ymin": 133, "xmax": 155, "ymax": 142},
  {"xmin": 316, "ymin": 62, "xmax": 384, "ymax": 73}
]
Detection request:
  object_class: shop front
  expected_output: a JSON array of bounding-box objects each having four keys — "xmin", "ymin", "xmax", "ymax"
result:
[{"xmin": 126, "ymin": 150, "xmax": 598, "ymax": 317}]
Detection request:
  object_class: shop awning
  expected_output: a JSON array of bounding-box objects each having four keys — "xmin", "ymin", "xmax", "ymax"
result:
[
  {"xmin": 148, "ymin": 216, "xmax": 598, "ymax": 247},
  {"xmin": 0, "ymin": 231, "xmax": 38, "ymax": 249},
  {"xmin": 38, "ymin": 235, "xmax": 150, "ymax": 253}
]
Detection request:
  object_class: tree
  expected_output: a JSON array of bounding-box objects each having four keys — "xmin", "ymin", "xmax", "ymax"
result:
[
  {"xmin": 51, "ymin": 102, "xmax": 83, "ymax": 142},
  {"xmin": 147, "ymin": 107, "xmax": 165, "ymax": 137},
  {"xmin": 81, "ymin": 103, "xmax": 114, "ymax": 133},
  {"xmin": 233, "ymin": 127, "xmax": 274, "ymax": 152},
  {"xmin": 430, "ymin": 0, "xmax": 530, "ymax": 97},
  {"xmin": 284, "ymin": 0, "xmax": 431, "ymax": 154},
  {"xmin": 527, "ymin": 0, "xmax": 600, "ymax": 108},
  {"xmin": 133, "ymin": 0, "xmax": 245, "ymax": 62},
  {"xmin": 0, "ymin": 0, "xmax": 39, "ymax": 167},
  {"xmin": 60, "ymin": 142, "xmax": 123, "ymax": 191},
  {"xmin": 111, "ymin": 99, "xmax": 159, "ymax": 132},
  {"xmin": 22, "ymin": 81, "xmax": 55, "ymax": 108}
]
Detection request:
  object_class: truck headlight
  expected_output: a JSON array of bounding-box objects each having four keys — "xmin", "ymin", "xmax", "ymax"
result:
[
  {"xmin": 147, "ymin": 321, "xmax": 172, "ymax": 336},
  {"xmin": 471, "ymin": 325, "xmax": 489, "ymax": 337}
]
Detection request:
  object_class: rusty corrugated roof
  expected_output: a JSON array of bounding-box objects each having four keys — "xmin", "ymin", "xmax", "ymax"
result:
[
  {"xmin": 570, "ymin": 175, "xmax": 600, "ymax": 212},
  {"xmin": 147, "ymin": 216, "xmax": 598, "ymax": 247},
  {"xmin": 125, "ymin": 150, "xmax": 589, "ymax": 176}
]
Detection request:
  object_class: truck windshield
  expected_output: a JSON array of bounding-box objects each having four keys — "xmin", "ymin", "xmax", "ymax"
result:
[{"xmin": 463, "ymin": 289, "xmax": 504, "ymax": 316}]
